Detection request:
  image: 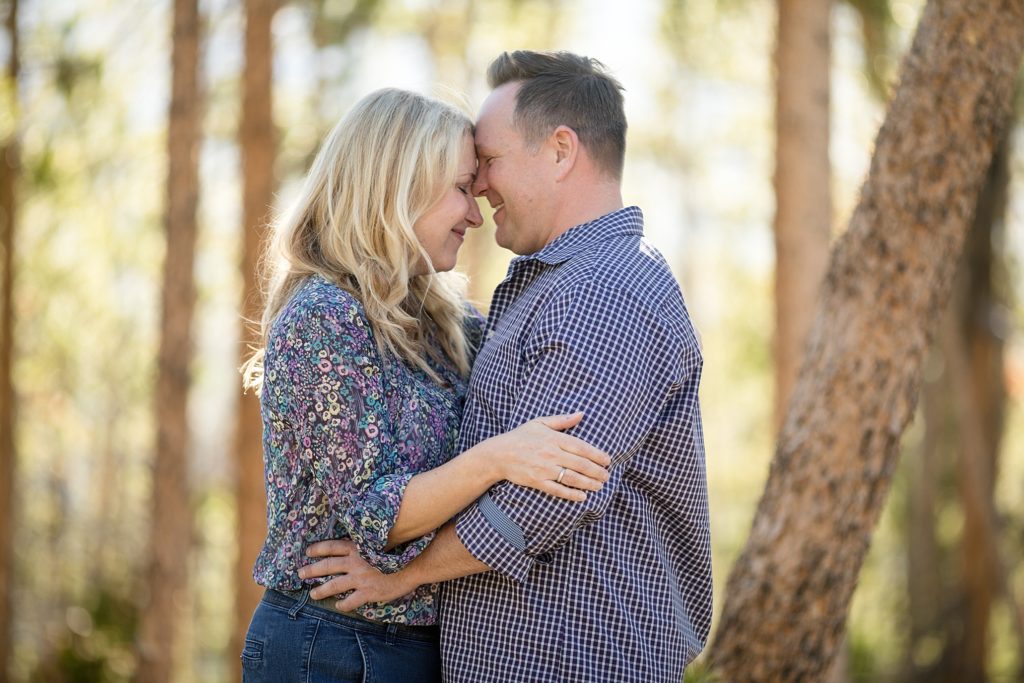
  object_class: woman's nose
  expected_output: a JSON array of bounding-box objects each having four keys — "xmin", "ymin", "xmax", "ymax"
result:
[{"xmin": 466, "ymin": 196, "xmax": 483, "ymax": 228}]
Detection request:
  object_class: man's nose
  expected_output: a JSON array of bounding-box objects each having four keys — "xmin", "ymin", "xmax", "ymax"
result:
[{"xmin": 471, "ymin": 170, "xmax": 487, "ymax": 197}]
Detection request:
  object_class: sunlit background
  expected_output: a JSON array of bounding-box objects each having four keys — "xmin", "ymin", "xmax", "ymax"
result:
[{"xmin": 6, "ymin": 0, "xmax": 1024, "ymax": 680}]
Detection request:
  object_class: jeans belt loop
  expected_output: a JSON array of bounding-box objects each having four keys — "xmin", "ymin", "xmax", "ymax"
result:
[{"xmin": 287, "ymin": 589, "xmax": 310, "ymax": 620}]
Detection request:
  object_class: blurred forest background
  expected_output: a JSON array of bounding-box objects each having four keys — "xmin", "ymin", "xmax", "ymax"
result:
[{"xmin": 0, "ymin": 0, "xmax": 1023, "ymax": 681}]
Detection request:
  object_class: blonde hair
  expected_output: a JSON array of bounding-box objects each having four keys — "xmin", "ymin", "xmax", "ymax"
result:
[{"xmin": 243, "ymin": 88, "xmax": 475, "ymax": 390}]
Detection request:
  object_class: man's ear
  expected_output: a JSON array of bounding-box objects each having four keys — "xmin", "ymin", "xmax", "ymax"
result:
[{"xmin": 550, "ymin": 125, "xmax": 579, "ymax": 180}]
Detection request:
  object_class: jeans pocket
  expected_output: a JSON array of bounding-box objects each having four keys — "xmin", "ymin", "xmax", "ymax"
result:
[{"xmin": 241, "ymin": 636, "xmax": 264, "ymax": 673}]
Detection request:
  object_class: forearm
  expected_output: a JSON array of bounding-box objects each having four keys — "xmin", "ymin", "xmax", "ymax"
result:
[
  {"xmin": 385, "ymin": 445, "xmax": 497, "ymax": 549},
  {"xmin": 303, "ymin": 523, "xmax": 489, "ymax": 609},
  {"xmin": 401, "ymin": 522, "xmax": 490, "ymax": 585}
]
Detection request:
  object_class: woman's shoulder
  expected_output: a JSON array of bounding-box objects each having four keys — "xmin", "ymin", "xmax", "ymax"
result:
[
  {"xmin": 275, "ymin": 275, "xmax": 371, "ymax": 338},
  {"xmin": 461, "ymin": 302, "xmax": 487, "ymax": 356}
]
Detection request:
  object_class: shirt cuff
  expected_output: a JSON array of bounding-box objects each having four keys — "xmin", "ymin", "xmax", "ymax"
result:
[
  {"xmin": 455, "ymin": 492, "xmax": 534, "ymax": 583},
  {"xmin": 344, "ymin": 473, "xmax": 426, "ymax": 574}
]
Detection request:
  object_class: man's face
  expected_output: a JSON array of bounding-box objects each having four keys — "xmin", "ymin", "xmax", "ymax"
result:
[{"xmin": 472, "ymin": 82, "xmax": 553, "ymax": 255}]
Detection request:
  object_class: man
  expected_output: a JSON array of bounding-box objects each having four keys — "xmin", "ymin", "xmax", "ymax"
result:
[{"xmin": 303, "ymin": 50, "xmax": 712, "ymax": 682}]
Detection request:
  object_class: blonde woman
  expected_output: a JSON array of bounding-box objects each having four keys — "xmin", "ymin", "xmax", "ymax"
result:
[{"xmin": 239, "ymin": 88, "xmax": 610, "ymax": 682}]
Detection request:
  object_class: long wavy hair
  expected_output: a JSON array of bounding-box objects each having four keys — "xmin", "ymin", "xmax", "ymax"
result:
[{"xmin": 243, "ymin": 88, "xmax": 475, "ymax": 390}]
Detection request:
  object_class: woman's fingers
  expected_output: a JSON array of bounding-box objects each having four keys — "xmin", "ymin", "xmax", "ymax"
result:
[
  {"xmin": 533, "ymin": 411, "xmax": 584, "ymax": 431},
  {"xmin": 560, "ymin": 435, "xmax": 611, "ymax": 466},
  {"xmin": 557, "ymin": 464, "xmax": 605, "ymax": 492},
  {"xmin": 559, "ymin": 452, "xmax": 611, "ymax": 485},
  {"xmin": 540, "ymin": 479, "xmax": 588, "ymax": 502}
]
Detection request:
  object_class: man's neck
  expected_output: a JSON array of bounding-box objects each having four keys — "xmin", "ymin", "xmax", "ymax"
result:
[{"xmin": 543, "ymin": 185, "xmax": 624, "ymax": 248}]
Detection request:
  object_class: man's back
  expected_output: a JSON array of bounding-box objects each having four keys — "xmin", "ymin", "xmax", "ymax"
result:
[{"xmin": 440, "ymin": 207, "xmax": 711, "ymax": 683}]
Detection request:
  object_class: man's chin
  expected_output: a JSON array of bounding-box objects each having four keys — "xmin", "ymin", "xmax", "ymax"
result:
[{"xmin": 494, "ymin": 226, "xmax": 513, "ymax": 251}]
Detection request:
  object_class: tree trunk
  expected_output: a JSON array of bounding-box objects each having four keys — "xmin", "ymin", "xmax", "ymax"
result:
[
  {"xmin": 905, "ymin": 368, "xmax": 944, "ymax": 681},
  {"xmin": 134, "ymin": 0, "xmax": 202, "ymax": 680},
  {"xmin": 0, "ymin": 0, "xmax": 18, "ymax": 679},
  {"xmin": 773, "ymin": 0, "xmax": 832, "ymax": 433},
  {"xmin": 231, "ymin": 0, "xmax": 276, "ymax": 676},
  {"xmin": 942, "ymin": 132, "xmax": 1010, "ymax": 682},
  {"xmin": 708, "ymin": 2, "xmax": 1024, "ymax": 680}
]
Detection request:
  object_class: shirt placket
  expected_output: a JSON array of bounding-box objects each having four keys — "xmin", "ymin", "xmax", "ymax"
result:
[{"xmin": 484, "ymin": 260, "xmax": 546, "ymax": 339}]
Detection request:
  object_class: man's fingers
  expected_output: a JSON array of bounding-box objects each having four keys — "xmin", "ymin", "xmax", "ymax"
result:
[
  {"xmin": 298, "ymin": 556, "xmax": 348, "ymax": 580},
  {"xmin": 309, "ymin": 575, "xmax": 354, "ymax": 600},
  {"xmin": 305, "ymin": 539, "xmax": 356, "ymax": 558},
  {"xmin": 336, "ymin": 591, "xmax": 369, "ymax": 612}
]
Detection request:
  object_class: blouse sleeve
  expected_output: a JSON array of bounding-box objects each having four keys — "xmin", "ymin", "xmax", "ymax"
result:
[{"xmin": 266, "ymin": 297, "xmax": 428, "ymax": 574}]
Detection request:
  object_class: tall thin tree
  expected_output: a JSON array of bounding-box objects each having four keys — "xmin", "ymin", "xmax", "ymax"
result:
[
  {"xmin": 940, "ymin": 132, "xmax": 1016, "ymax": 682},
  {"xmin": 773, "ymin": 0, "xmax": 832, "ymax": 432},
  {"xmin": 0, "ymin": 0, "xmax": 19, "ymax": 680},
  {"xmin": 134, "ymin": 0, "xmax": 202, "ymax": 680},
  {"xmin": 232, "ymin": 0, "xmax": 277, "ymax": 674},
  {"xmin": 708, "ymin": 2, "xmax": 1024, "ymax": 680}
]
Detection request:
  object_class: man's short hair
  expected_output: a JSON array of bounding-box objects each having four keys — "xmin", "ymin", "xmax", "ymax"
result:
[{"xmin": 487, "ymin": 50, "xmax": 626, "ymax": 179}]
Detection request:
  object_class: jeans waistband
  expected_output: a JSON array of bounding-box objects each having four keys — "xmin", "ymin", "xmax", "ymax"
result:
[{"xmin": 263, "ymin": 589, "xmax": 439, "ymax": 641}]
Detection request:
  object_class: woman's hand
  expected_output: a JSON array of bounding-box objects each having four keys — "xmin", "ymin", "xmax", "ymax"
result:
[
  {"xmin": 478, "ymin": 412, "xmax": 611, "ymax": 502},
  {"xmin": 299, "ymin": 540, "xmax": 417, "ymax": 611}
]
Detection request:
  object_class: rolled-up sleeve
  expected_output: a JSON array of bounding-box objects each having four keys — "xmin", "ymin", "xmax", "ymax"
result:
[
  {"xmin": 455, "ymin": 283, "xmax": 702, "ymax": 581},
  {"xmin": 272, "ymin": 301, "xmax": 430, "ymax": 574}
]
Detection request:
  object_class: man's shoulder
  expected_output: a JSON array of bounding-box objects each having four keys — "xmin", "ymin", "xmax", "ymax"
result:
[
  {"xmin": 548, "ymin": 236, "xmax": 700, "ymax": 356},
  {"xmin": 556, "ymin": 234, "xmax": 680, "ymax": 309}
]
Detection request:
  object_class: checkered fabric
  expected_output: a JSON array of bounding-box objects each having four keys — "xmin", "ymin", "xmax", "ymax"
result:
[{"xmin": 439, "ymin": 206, "xmax": 712, "ymax": 683}]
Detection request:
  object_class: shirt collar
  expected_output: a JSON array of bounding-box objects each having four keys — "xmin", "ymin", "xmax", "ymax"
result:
[{"xmin": 513, "ymin": 206, "xmax": 645, "ymax": 267}]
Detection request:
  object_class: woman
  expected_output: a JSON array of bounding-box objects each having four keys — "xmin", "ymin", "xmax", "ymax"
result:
[{"xmin": 239, "ymin": 88, "xmax": 609, "ymax": 682}]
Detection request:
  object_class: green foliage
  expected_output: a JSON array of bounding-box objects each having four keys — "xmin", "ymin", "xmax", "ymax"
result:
[
  {"xmin": 683, "ymin": 659, "xmax": 720, "ymax": 683},
  {"xmin": 27, "ymin": 589, "xmax": 137, "ymax": 683},
  {"xmin": 309, "ymin": 0, "xmax": 381, "ymax": 47},
  {"xmin": 844, "ymin": 0, "xmax": 897, "ymax": 99}
]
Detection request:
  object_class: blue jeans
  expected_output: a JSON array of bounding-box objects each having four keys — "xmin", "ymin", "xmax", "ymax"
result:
[{"xmin": 241, "ymin": 589, "xmax": 442, "ymax": 683}]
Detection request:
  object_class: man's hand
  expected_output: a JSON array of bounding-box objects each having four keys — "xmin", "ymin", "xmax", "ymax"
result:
[{"xmin": 297, "ymin": 539, "xmax": 417, "ymax": 611}]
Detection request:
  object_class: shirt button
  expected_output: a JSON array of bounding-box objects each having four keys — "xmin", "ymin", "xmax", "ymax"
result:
[{"xmin": 536, "ymin": 552, "xmax": 553, "ymax": 565}]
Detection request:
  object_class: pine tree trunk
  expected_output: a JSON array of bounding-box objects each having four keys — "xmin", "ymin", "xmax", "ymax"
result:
[
  {"xmin": 708, "ymin": 2, "xmax": 1024, "ymax": 680},
  {"xmin": 905, "ymin": 372, "xmax": 943, "ymax": 681},
  {"xmin": 0, "ymin": 1, "xmax": 18, "ymax": 679},
  {"xmin": 942, "ymin": 133, "xmax": 1010, "ymax": 682},
  {"xmin": 773, "ymin": 0, "xmax": 832, "ymax": 433},
  {"xmin": 134, "ymin": 0, "xmax": 202, "ymax": 680},
  {"xmin": 231, "ymin": 0, "xmax": 276, "ymax": 676}
]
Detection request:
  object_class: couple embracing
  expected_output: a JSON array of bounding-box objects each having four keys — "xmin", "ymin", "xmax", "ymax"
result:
[{"xmin": 240, "ymin": 49, "xmax": 712, "ymax": 683}]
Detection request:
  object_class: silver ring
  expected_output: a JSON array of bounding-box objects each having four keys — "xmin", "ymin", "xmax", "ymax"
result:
[{"xmin": 556, "ymin": 466, "xmax": 567, "ymax": 484}]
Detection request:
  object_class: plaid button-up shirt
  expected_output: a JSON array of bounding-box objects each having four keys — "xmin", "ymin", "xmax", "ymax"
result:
[{"xmin": 439, "ymin": 207, "xmax": 712, "ymax": 683}]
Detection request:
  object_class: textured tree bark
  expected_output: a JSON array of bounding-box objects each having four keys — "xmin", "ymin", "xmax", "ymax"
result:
[
  {"xmin": 134, "ymin": 0, "xmax": 202, "ymax": 680},
  {"xmin": 0, "ymin": 1, "xmax": 18, "ymax": 679},
  {"xmin": 773, "ymin": 0, "xmax": 832, "ymax": 434},
  {"xmin": 231, "ymin": 0, "xmax": 276, "ymax": 677},
  {"xmin": 708, "ymin": 2, "xmax": 1024, "ymax": 680}
]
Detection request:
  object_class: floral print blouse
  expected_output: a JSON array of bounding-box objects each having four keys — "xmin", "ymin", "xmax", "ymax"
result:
[{"xmin": 252, "ymin": 275, "xmax": 483, "ymax": 625}]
